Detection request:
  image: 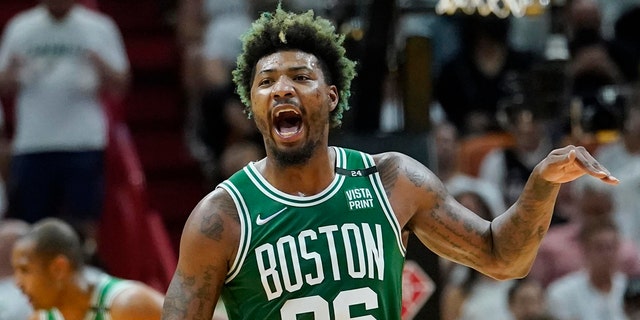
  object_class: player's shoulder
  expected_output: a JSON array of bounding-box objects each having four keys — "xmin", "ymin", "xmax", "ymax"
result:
[
  {"xmin": 182, "ymin": 187, "xmax": 240, "ymax": 239},
  {"xmin": 195, "ymin": 187, "xmax": 237, "ymax": 216},
  {"xmin": 371, "ymin": 151, "xmax": 408, "ymax": 162},
  {"xmin": 108, "ymin": 279, "xmax": 164, "ymax": 320},
  {"xmin": 371, "ymin": 151, "xmax": 423, "ymax": 173}
]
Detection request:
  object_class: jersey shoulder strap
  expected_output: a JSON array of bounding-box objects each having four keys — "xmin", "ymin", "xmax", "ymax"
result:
[
  {"xmin": 333, "ymin": 146, "xmax": 378, "ymax": 176},
  {"xmin": 36, "ymin": 309, "xmax": 63, "ymax": 320},
  {"xmin": 89, "ymin": 275, "xmax": 136, "ymax": 320},
  {"xmin": 91, "ymin": 275, "xmax": 121, "ymax": 320}
]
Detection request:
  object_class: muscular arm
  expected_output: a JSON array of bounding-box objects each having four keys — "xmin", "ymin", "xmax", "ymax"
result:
[
  {"xmin": 162, "ymin": 189, "xmax": 240, "ymax": 319},
  {"xmin": 376, "ymin": 145, "xmax": 617, "ymax": 280}
]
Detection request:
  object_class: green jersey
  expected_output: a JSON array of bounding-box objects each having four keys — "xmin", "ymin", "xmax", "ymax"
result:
[
  {"xmin": 218, "ymin": 147, "xmax": 406, "ymax": 319},
  {"xmin": 36, "ymin": 274, "xmax": 135, "ymax": 320}
]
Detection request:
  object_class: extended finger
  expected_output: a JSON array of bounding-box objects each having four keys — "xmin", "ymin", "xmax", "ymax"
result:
[{"xmin": 573, "ymin": 147, "xmax": 619, "ymax": 184}]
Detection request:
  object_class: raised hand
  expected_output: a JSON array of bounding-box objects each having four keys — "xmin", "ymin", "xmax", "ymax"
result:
[{"xmin": 537, "ymin": 145, "xmax": 619, "ymax": 185}]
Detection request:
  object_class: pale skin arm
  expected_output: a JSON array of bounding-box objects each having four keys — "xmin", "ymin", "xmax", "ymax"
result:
[
  {"xmin": 110, "ymin": 283, "xmax": 165, "ymax": 320},
  {"xmin": 376, "ymin": 145, "xmax": 618, "ymax": 280},
  {"xmin": 161, "ymin": 189, "xmax": 240, "ymax": 320}
]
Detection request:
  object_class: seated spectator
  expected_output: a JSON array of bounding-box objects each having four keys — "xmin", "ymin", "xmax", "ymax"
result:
[
  {"xmin": 430, "ymin": 121, "xmax": 461, "ymax": 183},
  {"xmin": 435, "ymin": 15, "xmax": 535, "ymax": 137},
  {"xmin": 546, "ymin": 216, "xmax": 629, "ymax": 320},
  {"xmin": 478, "ymin": 107, "xmax": 553, "ymax": 208},
  {"xmin": 0, "ymin": 219, "xmax": 31, "ymax": 320},
  {"xmin": 11, "ymin": 218, "xmax": 164, "ymax": 320},
  {"xmin": 434, "ymin": 14, "xmax": 537, "ymax": 137},
  {"xmin": 507, "ymin": 277, "xmax": 555, "ymax": 320},
  {"xmin": 530, "ymin": 176, "xmax": 640, "ymax": 288},
  {"xmin": 182, "ymin": 0, "xmax": 268, "ymax": 188}
]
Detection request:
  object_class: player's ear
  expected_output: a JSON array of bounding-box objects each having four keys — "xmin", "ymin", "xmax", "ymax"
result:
[
  {"xmin": 49, "ymin": 255, "xmax": 72, "ymax": 280},
  {"xmin": 328, "ymin": 85, "xmax": 338, "ymax": 112}
]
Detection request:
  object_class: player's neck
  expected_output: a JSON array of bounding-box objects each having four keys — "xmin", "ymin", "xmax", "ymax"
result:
[
  {"xmin": 57, "ymin": 274, "xmax": 93, "ymax": 320},
  {"xmin": 260, "ymin": 147, "xmax": 335, "ymax": 197}
]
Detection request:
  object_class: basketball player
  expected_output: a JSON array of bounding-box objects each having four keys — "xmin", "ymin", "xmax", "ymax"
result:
[
  {"xmin": 11, "ymin": 218, "xmax": 164, "ymax": 320},
  {"xmin": 162, "ymin": 7, "xmax": 619, "ymax": 319}
]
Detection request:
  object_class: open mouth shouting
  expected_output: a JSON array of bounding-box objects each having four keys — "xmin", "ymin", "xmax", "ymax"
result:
[{"xmin": 273, "ymin": 106, "xmax": 304, "ymax": 141}]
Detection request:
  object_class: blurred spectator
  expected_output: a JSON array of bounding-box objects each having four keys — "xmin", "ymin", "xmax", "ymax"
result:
[
  {"xmin": 176, "ymin": 0, "xmax": 248, "ymax": 93},
  {"xmin": 530, "ymin": 176, "xmax": 640, "ymax": 288},
  {"xmin": 608, "ymin": 5, "xmax": 640, "ymax": 82},
  {"xmin": 218, "ymin": 141, "xmax": 264, "ymax": 180},
  {"xmin": 11, "ymin": 218, "xmax": 164, "ymax": 319},
  {"xmin": 567, "ymin": 45, "xmax": 624, "ymax": 136},
  {"xmin": 0, "ymin": 0, "xmax": 130, "ymax": 261},
  {"xmin": 593, "ymin": 84, "xmax": 640, "ymax": 175},
  {"xmin": 561, "ymin": 0, "xmax": 627, "ymax": 139},
  {"xmin": 478, "ymin": 107, "xmax": 553, "ymax": 208},
  {"xmin": 626, "ymin": 276, "xmax": 640, "ymax": 320},
  {"xmin": 595, "ymin": 85, "xmax": 640, "ymax": 248},
  {"xmin": 565, "ymin": 0, "xmax": 605, "ymax": 56},
  {"xmin": 440, "ymin": 182, "xmax": 511, "ymax": 320},
  {"xmin": 181, "ymin": 0, "xmax": 274, "ymax": 188},
  {"xmin": 434, "ymin": 14, "xmax": 537, "ymax": 137},
  {"xmin": 430, "ymin": 121, "xmax": 463, "ymax": 183},
  {"xmin": 546, "ymin": 216, "xmax": 628, "ymax": 320},
  {"xmin": 507, "ymin": 277, "xmax": 554, "ymax": 320},
  {"xmin": 0, "ymin": 219, "xmax": 31, "ymax": 320}
]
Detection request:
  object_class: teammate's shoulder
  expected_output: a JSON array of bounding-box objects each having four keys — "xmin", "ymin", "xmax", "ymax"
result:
[{"xmin": 109, "ymin": 280, "xmax": 164, "ymax": 320}]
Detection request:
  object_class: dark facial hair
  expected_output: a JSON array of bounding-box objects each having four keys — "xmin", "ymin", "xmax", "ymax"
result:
[{"xmin": 269, "ymin": 137, "xmax": 319, "ymax": 167}]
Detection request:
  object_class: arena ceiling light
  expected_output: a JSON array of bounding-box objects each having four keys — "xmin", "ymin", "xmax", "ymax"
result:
[{"xmin": 435, "ymin": 0, "xmax": 551, "ymax": 18}]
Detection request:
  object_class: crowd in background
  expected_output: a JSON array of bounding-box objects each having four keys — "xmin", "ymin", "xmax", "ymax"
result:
[{"xmin": 1, "ymin": 0, "xmax": 640, "ymax": 319}]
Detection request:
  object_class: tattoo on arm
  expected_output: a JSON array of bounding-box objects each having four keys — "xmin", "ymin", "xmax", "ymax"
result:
[
  {"xmin": 377, "ymin": 155, "xmax": 400, "ymax": 195},
  {"xmin": 199, "ymin": 196, "xmax": 239, "ymax": 241},
  {"xmin": 200, "ymin": 213, "xmax": 223, "ymax": 241},
  {"xmin": 163, "ymin": 267, "xmax": 219, "ymax": 320},
  {"xmin": 163, "ymin": 269, "xmax": 194, "ymax": 319}
]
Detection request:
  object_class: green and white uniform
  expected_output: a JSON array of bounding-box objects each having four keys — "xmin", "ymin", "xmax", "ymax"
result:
[
  {"xmin": 36, "ymin": 274, "xmax": 135, "ymax": 320},
  {"xmin": 219, "ymin": 147, "xmax": 406, "ymax": 319}
]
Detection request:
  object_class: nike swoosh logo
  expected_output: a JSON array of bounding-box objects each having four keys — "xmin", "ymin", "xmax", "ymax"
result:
[{"xmin": 256, "ymin": 207, "xmax": 288, "ymax": 225}]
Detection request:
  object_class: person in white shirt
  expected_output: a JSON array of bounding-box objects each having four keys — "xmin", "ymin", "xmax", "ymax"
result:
[
  {"xmin": 546, "ymin": 213, "xmax": 628, "ymax": 320},
  {"xmin": 0, "ymin": 0, "xmax": 129, "ymax": 259}
]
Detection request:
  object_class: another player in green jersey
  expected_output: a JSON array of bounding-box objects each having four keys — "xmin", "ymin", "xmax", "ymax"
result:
[
  {"xmin": 162, "ymin": 6, "xmax": 619, "ymax": 320},
  {"xmin": 12, "ymin": 218, "xmax": 164, "ymax": 320}
]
